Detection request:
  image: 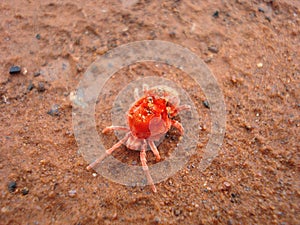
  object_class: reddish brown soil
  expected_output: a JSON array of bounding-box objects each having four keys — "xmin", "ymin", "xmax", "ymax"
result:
[{"xmin": 0, "ymin": 0, "xmax": 299, "ymax": 224}]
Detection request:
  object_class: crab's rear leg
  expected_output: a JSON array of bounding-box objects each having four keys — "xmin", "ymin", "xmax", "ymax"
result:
[
  {"xmin": 87, "ymin": 132, "xmax": 131, "ymax": 170},
  {"xmin": 140, "ymin": 141, "xmax": 157, "ymax": 193}
]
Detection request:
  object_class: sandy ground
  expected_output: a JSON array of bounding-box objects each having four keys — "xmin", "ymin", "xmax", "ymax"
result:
[{"xmin": 0, "ymin": 0, "xmax": 299, "ymax": 224}]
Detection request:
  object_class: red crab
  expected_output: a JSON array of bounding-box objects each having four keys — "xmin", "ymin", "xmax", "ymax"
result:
[{"xmin": 87, "ymin": 85, "xmax": 190, "ymax": 192}]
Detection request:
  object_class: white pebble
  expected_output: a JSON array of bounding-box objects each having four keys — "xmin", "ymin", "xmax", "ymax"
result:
[{"xmin": 257, "ymin": 62, "xmax": 263, "ymax": 68}]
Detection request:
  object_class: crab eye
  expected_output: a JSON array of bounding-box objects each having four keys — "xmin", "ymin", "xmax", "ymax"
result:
[{"xmin": 147, "ymin": 97, "xmax": 153, "ymax": 103}]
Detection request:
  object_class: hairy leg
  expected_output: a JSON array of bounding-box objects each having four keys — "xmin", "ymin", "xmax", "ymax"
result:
[
  {"xmin": 102, "ymin": 126, "xmax": 130, "ymax": 134},
  {"xmin": 148, "ymin": 140, "xmax": 161, "ymax": 161},
  {"xmin": 134, "ymin": 88, "xmax": 140, "ymax": 101},
  {"xmin": 140, "ymin": 141, "xmax": 157, "ymax": 193},
  {"xmin": 87, "ymin": 132, "xmax": 131, "ymax": 170},
  {"xmin": 171, "ymin": 120, "xmax": 184, "ymax": 135},
  {"xmin": 177, "ymin": 104, "xmax": 191, "ymax": 112}
]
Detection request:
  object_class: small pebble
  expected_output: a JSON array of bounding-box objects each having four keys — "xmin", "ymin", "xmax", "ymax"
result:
[
  {"xmin": 1, "ymin": 207, "xmax": 9, "ymax": 213},
  {"xmin": 153, "ymin": 216, "xmax": 161, "ymax": 224},
  {"xmin": 9, "ymin": 66, "xmax": 21, "ymax": 75},
  {"xmin": 169, "ymin": 31, "xmax": 176, "ymax": 38},
  {"xmin": 22, "ymin": 67, "xmax": 28, "ymax": 75},
  {"xmin": 27, "ymin": 81, "xmax": 34, "ymax": 91},
  {"xmin": 208, "ymin": 46, "xmax": 219, "ymax": 53},
  {"xmin": 257, "ymin": 62, "xmax": 263, "ymax": 68},
  {"xmin": 8, "ymin": 181, "xmax": 17, "ymax": 192},
  {"xmin": 92, "ymin": 173, "xmax": 97, "ymax": 177},
  {"xmin": 203, "ymin": 100, "xmax": 210, "ymax": 109},
  {"xmin": 174, "ymin": 209, "xmax": 181, "ymax": 216},
  {"xmin": 21, "ymin": 187, "xmax": 29, "ymax": 195},
  {"xmin": 68, "ymin": 189, "xmax": 77, "ymax": 197},
  {"xmin": 47, "ymin": 104, "xmax": 60, "ymax": 116},
  {"xmin": 258, "ymin": 7, "xmax": 265, "ymax": 13},
  {"xmin": 36, "ymin": 34, "xmax": 41, "ymax": 40},
  {"xmin": 37, "ymin": 82, "xmax": 45, "ymax": 92},
  {"xmin": 213, "ymin": 10, "xmax": 219, "ymax": 18},
  {"xmin": 34, "ymin": 71, "xmax": 41, "ymax": 77}
]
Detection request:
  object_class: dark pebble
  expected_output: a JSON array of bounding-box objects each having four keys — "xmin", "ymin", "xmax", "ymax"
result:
[
  {"xmin": 27, "ymin": 81, "xmax": 34, "ymax": 91},
  {"xmin": 208, "ymin": 46, "xmax": 219, "ymax": 53},
  {"xmin": 265, "ymin": 16, "xmax": 271, "ymax": 22},
  {"xmin": 174, "ymin": 209, "xmax": 181, "ymax": 216},
  {"xmin": 36, "ymin": 34, "xmax": 41, "ymax": 40},
  {"xmin": 213, "ymin": 10, "xmax": 219, "ymax": 18},
  {"xmin": 169, "ymin": 31, "xmax": 176, "ymax": 38},
  {"xmin": 21, "ymin": 187, "xmax": 29, "ymax": 195},
  {"xmin": 34, "ymin": 71, "xmax": 41, "ymax": 77},
  {"xmin": 8, "ymin": 181, "xmax": 17, "ymax": 192},
  {"xmin": 203, "ymin": 100, "xmax": 210, "ymax": 109},
  {"xmin": 258, "ymin": 7, "xmax": 265, "ymax": 13},
  {"xmin": 37, "ymin": 82, "xmax": 45, "ymax": 92},
  {"xmin": 9, "ymin": 66, "xmax": 21, "ymax": 75},
  {"xmin": 153, "ymin": 216, "xmax": 161, "ymax": 224},
  {"xmin": 47, "ymin": 104, "xmax": 60, "ymax": 116}
]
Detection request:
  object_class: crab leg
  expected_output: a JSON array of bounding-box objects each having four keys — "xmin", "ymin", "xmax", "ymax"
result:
[
  {"xmin": 140, "ymin": 141, "xmax": 157, "ymax": 193},
  {"xmin": 148, "ymin": 140, "xmax": 161, "ymax": 161},
  {"xmin": 177, "ymin": 104, "xmax": 191, "ymax": 112},
  {"xmin": 134, "ymin": 88, "xmax": 140, "ymax": 101},
  {"xmin": 87, "ymin": 132, "xmax": 131, "ymax": 170},
  {"xmin": 102, "ymin": 126, "xmax": 130, "ymax": 134},
  {"xmin": 171, "ymin": 120, "xmax": 184, "ymax": 135}
]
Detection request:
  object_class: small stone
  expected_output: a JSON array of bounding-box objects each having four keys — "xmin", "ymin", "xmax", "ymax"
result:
[
  {"xmin": 48, "ymin": 191, "xmax": 56, "ymax": 198},
  {"xmin": 36, "ymin": 34, "xmax": 41, "ymax": 40},
  {"xmin": 174, "ymin": 209, "xmax": 181, "ymax": 216},
  {"xmin": 153, "ymin": 216, "xmax": 161, "ymax": 224},
  {"xmin": 1, "ymin": 207, "xmax": 10, "ymax": 213},
  {"xmin": 34, "ymin": 71, "xmax": 41, "ymax": 77},
  {"xmin": 92, "ymin": 173, "xmax": 97, "ymax": 177},
  {"xmin": 224, "ymin": 182, "xmax": 231, "ymax": 190},
  {"xmin": 21, "ymin": 187, "xmax": 29, "ymax": 195},
  {"xmin": 257, "ymin": 62, "xmax": 263, "ymax": 68},
  {"xmin": 203, "ymin": 100, "xmax": 210, "ymax": 109},
  {"xmin": 68, "ymin": 189, "xmax": 77, "ymax": 197},
  {"xmin": 169, "ymin": 31, "xmax": 176, "ymax": 38},
  {"xmin": 213, "ymin": 10, "xmax": 219, "ymax": 18},
  {"xmin": 8, "ymin": 181, "xmax": 17, "ymax": 192},
  {"xmin": 9, "ymin": 66, "xmax": 21, "ymax": 74},
  {"xmin": 47, "ymin": 104, "xmax": 60, "ymax": 116},
  {"xmin": 265, "ymin": 16, "xmax": 271, "ymax": 22},
  {"xmin": 27, "ymin": 81, "xmax": 34, "ymax": 91},
  {"xmin": 22, "ymin": 67, "xmax": 28, "ymax": 75},
  {"xmin": 37, "ymin": 82, "xmax": 45, "ymax": 92},
  {"xmin": 258, "ymin": 7, "xmax": 265, "ymax": 13},
  {"xmin": 208, "ymin": 46, "xmax": 219, "ymax": 53}
]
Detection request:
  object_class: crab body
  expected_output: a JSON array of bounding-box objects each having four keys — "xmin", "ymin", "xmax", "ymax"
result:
[{"xmin": 87, "ymin": 85, "xmax": 190, "ymax": 192}]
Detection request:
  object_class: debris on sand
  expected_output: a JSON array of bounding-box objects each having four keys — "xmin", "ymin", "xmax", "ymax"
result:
[
  {"xmin": 8, "ymin": 181, "xmax": 17, "ymax": 192},
  {"xmin": 47, "ymin": 104, "xmax": 60, "ymax": 116},
  {"xmin": 9, "ymin": 66, "xmax": 21, "ymax": 75}
]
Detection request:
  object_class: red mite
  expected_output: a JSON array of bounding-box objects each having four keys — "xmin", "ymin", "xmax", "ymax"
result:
[{"xmin": 87, "ymin": 85, "xmax": 190, "ymax": 192}]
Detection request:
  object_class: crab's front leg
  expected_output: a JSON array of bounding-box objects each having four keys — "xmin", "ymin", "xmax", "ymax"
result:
[
  {"xmin": 171, "ymin": 119, "xmax": 184, "ymax": 135},
  {"xmin": 102, "ymin": 125, "xmax": 130, "ymax": 134},
  {"xmin": 87, "ymin": 132, "xmax": 131, "ymax": 170},
  {"xmin": 140, "ymin": 141, "xmax": 157, "ymax": 193},
  {"xmin": 148, "ymin": 140, "xmax": 161, "ymax": 161}
]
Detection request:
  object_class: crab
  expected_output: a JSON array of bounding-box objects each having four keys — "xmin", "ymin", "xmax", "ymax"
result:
[{"xmin": 87, "ymin": 85, "xmax": 190, "ymax": 192}]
